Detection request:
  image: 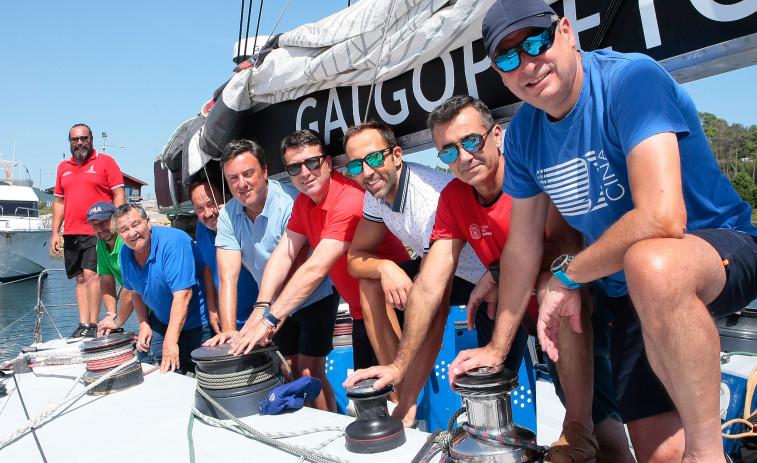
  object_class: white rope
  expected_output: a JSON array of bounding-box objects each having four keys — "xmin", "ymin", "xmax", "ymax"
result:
[
  {"xmin": 80, "ymin": 343, "xmax": 134, "ymax": 362},
  {"xmin": 0, "ymin": 358, "xmax": 138, "ymax": 450},
  {"xmin": 193, "ymin": 386, "xmax": 351, "ymax": 463},
  {"xmin": 363, "ymin": 0, "xmax": 399, "ymax": 123}
]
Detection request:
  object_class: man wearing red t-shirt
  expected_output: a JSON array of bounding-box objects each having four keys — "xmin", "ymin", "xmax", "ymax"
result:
[
  {"xmin": 231, "ymin": 130, "xmax": 408, "ymax": 401},
  {"xmin": 53, "ymin": 124, "xmax": 125, "ymax": 341}
]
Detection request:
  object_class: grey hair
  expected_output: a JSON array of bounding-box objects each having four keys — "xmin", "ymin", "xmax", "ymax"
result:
[{"xmin": 113, "ymin": 203, "xmax": 147, "ymax": 221}]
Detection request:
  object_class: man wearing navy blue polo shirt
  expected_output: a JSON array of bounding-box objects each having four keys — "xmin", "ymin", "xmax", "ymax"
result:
[
  {"xmin": 115, "ymin": 203, "xmax": 211, "ymax": 374},
  {"xmin": 190, "ymin": 180, "xmax": 259, "ymax": 333}
]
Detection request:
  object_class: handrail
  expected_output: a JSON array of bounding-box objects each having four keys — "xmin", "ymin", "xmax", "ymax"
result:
[{"xmin": 13, "ymin": 206, "xmax": 40, "ymax": 218}]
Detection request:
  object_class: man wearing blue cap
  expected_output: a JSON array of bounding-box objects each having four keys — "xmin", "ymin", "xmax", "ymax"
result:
[
  {"xmin": 451, "ymin": 1, "xmax": 757, "ymax": 461},
  {"xmin": 84, "ymin": 201, "xmax": 135, "ymax": 337}
]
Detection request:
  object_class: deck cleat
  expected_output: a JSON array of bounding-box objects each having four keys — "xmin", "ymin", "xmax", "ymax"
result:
[{"xmin": 344, "ymin": 378, "xmax": 406, "ymax": 453}]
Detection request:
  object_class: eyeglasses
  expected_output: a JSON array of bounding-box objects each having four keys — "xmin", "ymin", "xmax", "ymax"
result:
[
  {"xmin": 69, "ymin": 135, "xmax": 91, "ymax": 143},
  {"xmin": 437, "ymin": 125, "xmax": 496, "ymax": 164},
  {"xmin": 284, "ymin": 155, "xmax": 326, "ymax": 176},
  {"xmin": 493, "ymin": 21, "xmax": 558, "ymax": 73},
  {"xmin": 345, "ymin": 147, "xmax": 393, "ymax": 175}
]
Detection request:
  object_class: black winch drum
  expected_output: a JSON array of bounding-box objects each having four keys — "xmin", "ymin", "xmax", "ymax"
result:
[
  {"xmin": 82, "ymin": 361, "xmax": 144, "ymax": 395},
  {"xmin": 191, "ymin": 344, "xmax": 283, "ymax": 419},
  {"xmin": 344, "ymin": 378, "xmax": 406, "ymax": 453}
]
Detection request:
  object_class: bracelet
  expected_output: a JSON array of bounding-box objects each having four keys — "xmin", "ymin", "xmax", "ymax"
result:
[{"xmin": 254, "ymin": 301, "xmax": 272, "ymax": 307}]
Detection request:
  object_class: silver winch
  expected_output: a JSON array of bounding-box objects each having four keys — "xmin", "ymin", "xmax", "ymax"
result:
[{"xmin": 450, "ymin": 364, "xmax": 538, "ymax": 462}]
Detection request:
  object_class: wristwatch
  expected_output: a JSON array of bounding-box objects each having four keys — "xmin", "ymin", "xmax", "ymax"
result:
[
  {"xmin": 112, "ymin": 313, "xmax": 123, "ymax": 328},
  {"xmin": 261, "ymin": 306, "xmax": 281, "ymax": 328},
  {"xmin": 551, "ymin": 254, "xmax": 582, "ymax": 289},
  {"xmin": 488, "ymin": 260, "xmax": 500, "ymax": 284}
]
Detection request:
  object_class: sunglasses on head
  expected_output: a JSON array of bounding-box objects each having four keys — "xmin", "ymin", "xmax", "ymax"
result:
[
  {"xmin": 437, "ymin": 125, "xmax": 496, "ymax": 164},
  {"xmin": 493, "ymin": 21, "xmax": 558, "ymax": 73},
  {"xmin": 346, "ymin": 147, "xmax": 393, "ymax": 175},
  {"xmin": 284, "ymin": 155, "xmax": 326, "ymax": 176},
  {"xmin": 69, "ymin": 135, "xmax": 91, "ymax": 143}
]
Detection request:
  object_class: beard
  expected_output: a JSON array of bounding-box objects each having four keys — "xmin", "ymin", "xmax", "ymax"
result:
[{"xmin": 72, "ymin": 145, "xmax": 91, "ymax": 162}]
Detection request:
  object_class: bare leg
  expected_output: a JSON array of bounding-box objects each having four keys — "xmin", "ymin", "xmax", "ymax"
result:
[
  {"xmin": 595, "ymin": 417, "xmax": 636, "ymax": 463},
  {"xmin": 299, "ymin": 354, "xmax": 336, "ymax": 412},
  {"xmin": 625, "ymin": 235, "xmax": 726, "ymax": 462},
  {"xmin": 626, "ymin": 411, "xmax": 684, "ymax": 462},
  {"xmin": 359, "ymin": 278, "xmax": 403, "ymax": 403},
  {"xmin": 75, "ymin": 274, "xmax": 89, "ymax": 324},
  {"xmin": 392, "ymin": 303, "xmax": 451, "ymax": 427},
  {"xmin": 82, "ymin": 269, "xmax": 102, "ymax": 324}
]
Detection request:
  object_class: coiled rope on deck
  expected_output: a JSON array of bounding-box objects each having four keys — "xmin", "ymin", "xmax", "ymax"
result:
[{"xmin": 722, "ymin": 362, "xmax": 757, "ymax": 440}]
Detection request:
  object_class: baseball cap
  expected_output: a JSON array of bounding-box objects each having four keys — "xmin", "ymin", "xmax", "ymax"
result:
[
  {"xmin": 258, "ymin": 376, "xmax": 322, "ymax": 415},
  {"xmin": 482, "ymin": 0, "xmax": 556, "ymax": 59},
  {"xmin": 85, "ymin": 201, "xmax": 116, "ymax": 223}
]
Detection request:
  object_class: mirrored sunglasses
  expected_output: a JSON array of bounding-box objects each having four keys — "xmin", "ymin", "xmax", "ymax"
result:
[
  {"xmin": 437, "ymin": 125, "xmax": 496, "ymax": 164},
  {"xmin": 284, "ymin": 155, "xmax": 326, "ymax": 176},
  {"xmin": 346, "ymin": 147, "xmax": 393, "ymax": 175},
  {"xmin": 493, "ymin": 21, "xmax": 558, "ymax": 73}
]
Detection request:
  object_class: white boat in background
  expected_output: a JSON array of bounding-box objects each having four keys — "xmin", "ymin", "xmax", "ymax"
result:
[{"xmin": 0, "ymin": 183, "xmax": 51, "ymax": 282}]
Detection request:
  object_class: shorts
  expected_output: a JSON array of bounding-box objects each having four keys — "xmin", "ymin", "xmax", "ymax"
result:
[
  {"xmin": 273, "ymin": 290, "xmax": 340, "ymax": 358},
  {"xmin": 606, "ymin": 294, "xmax": 676, "ymax": 422},
  {"xmin": 63, "ymin": 234, "xmax": 98, "ymax": 278},
  {"xmin": 398, "ymin": 258, "xmax": 496, "ymax": 348},
  {"xmin": 548, "ymin": 281, "xmax": 623, "ymax": 426},
  {"xmin": 688, "ymin": 228, "xmax": 757, "ymax": 316}
]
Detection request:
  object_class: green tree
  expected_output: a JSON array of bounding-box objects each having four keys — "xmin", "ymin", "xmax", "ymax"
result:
[{"xmin": 731, "ymin": 172, "xmax": 757, "ymax": 207}]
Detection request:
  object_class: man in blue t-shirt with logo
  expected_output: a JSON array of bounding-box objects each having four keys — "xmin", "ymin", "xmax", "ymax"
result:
[
  {"xmin": 450, "ymin": 1, "xmax": 757, "ymax": 461},
  {"xmin": 116, "ymin": 203, "xmax": 212, "ymax": 374}
]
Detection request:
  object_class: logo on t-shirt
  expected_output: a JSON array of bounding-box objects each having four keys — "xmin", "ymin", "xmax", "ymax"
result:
[
  {"xmin": 469, "ymin": 223, "xmax": 482, "ymax": 240},
  {"xmin": 86, "ymin": 165, "xmax": 97, "ymax": 174},
  {"xmin": 536, "ymin": 149, "xmax": 626, "ymax": 216},
  {"xmin": 62, "ymin": 171, "xmax": 72, "ymax": 177}
]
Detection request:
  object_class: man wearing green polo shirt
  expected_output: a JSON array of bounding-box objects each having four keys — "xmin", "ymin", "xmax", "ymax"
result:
[{"xmin": 86, "ymin": 201, "xmax": 135, "ymax": 336}]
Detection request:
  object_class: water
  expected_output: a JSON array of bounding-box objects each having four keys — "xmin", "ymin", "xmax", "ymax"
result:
[{"xmin": 0, "ymin": 254, "xmax": 139, "ymax": 363}]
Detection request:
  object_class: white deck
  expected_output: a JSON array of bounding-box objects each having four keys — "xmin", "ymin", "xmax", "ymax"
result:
[{"xmin": 0, "ymin": 362, "xmax": 444, "ymax": 462}]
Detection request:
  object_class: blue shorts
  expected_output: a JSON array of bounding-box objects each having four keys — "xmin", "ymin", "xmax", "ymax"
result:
[
  {"xmin": 548, "ymin": 282, "xmax": 623, "ymax": 426},
  {"xmin": 689, "ymin": 228, "xmax": 757, "ymax": 316},
  {"xmin": 274, "ymin": 290, "xmax": 340, "ymax": 358}
]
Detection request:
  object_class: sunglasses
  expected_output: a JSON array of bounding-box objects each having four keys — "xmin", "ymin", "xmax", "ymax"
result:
[
  {"xmin": 437, "ymin": 125, "xmax": 496, "ymax": 164},
  {"xmin": 493, "ymin": 21, "xmax": 558, "ymax": 73},
  {"xmin": 69, "ymin": 135, "xmax": 91, "ymax": 143},
  {"xmin": 284, "ymin": 155, "xmax": 326, "ymax": 176},
  {"xmin": 346, "ymin": 147, "xmax": 393, "ymax": 175}
]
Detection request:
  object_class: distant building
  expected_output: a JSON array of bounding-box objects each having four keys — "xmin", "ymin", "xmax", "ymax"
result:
[{"xmin": 123, "ymin": 173, "xmax": 148, "ymax": 202}]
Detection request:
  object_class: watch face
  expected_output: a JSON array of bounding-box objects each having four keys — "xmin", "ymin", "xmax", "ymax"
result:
[{"xmin": 551, "ymin": 254, "xmax": 571, "ymax": 272}]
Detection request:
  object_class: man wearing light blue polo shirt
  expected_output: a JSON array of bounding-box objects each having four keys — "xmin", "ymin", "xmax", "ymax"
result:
[
  {"xmin": 205, "ymin": 139, "xmax": 338, "ymax": 412},
  {"xmin": 115, "ymin": 203, "xmax": 211, "ymax": 374},
  {"xmin": 190, "ymin": 180, "xmax": 259, "ymax": 333}
]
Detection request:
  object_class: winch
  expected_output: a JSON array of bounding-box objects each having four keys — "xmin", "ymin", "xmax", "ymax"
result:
[
  {"xmin": 344, "ymin": 378, "xmax": 406, "ymax": 453},
  {"xmin": 191, "ymin": 344, "xmax": 283, "ymax": 419},
  {"xmin": 79, "ymin": 331, "xmax": 143, "ymax": 395},
  {"xmin": 450, "ymin": 365, "xmax": 538, "ymax": 462}
]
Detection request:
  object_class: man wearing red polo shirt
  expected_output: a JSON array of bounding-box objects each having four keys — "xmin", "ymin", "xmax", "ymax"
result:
[
  {"xmin": 231, "ymin": 130, "xmax": 409, "ymax": 400},
  {"xmin": 53, "ymin": 123, "xmax": 125, "ymax": 341}
]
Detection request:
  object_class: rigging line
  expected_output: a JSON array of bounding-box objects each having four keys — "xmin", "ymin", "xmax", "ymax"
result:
[
  {"xmin": 243, "ymin": 0, "xmax": 255, "ymax": 58},
  {"xmin": 251, "ymin": 0, "xmax": 265, "ymax": 61},
  {"xmin": 237, "ymin": 0, "xmax": 246, "ymax": 63},
  {"xmin": 0, "ymin": 305, "xmax": 38, "ymax": 336},
  {"xmin": 11, "ymin": 373, "xmax": 48, "ymax": 463},
  {"xmin": 266, "ymin": 0, "xmax": 293, "ymax": 50},
  {"xmin": 201, "ymin": 164, "xmax": 221, "ymax": 212},
  {"xmin": 363, "ymin": 0, "xmax": 399, "ymax": 123}
]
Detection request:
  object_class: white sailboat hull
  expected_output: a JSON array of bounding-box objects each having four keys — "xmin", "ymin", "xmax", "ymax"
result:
[{"xmin": 0, "ymin": 224, "xmax": 50, "ymax": 281}]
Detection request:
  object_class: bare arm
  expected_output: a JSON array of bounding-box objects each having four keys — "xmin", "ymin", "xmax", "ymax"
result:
[
  {"xmin": 51, "ymin": 197, "xmax": 64, "ymax": 255},
  {"xmin": 161, "ymin": 288, "xmax": 192, "ymax": 373},
  {"xmin": 256, "ymin": 229, "xmax": 308, "ymax": 317},
  {"xmin": 216, "ymin": 248, "xmax": 242, "ymax": 334},
  {"xmin": 348, "ymin": 218, "xmax": 413, "ymax": 309},
  {"xmin": 100, "ymin": 274, "xmax": 118, "ymax": 315},
  {"xmin": 449, "ymin": 193, "xmax": 551, "ymax": 384},
  {"xmin": 112, "ymin": 187, "xmax": 126, "ymax": 207},
  {"xmin": 132, "ymin": 292, "xmax": 152, "ymax": 353},
  {"xmin": 563, "ymin": 132, "xmax": 686, "ymax": 284},
  {"xmin": 202, "ymin": 266, "xmax": 220, "ymax": 334}
]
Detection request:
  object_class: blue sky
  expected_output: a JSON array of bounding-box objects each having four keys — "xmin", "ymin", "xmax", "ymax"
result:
[{"xmin": 1, "ymin": 1, "xmax": 755, "ymax": 197}]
